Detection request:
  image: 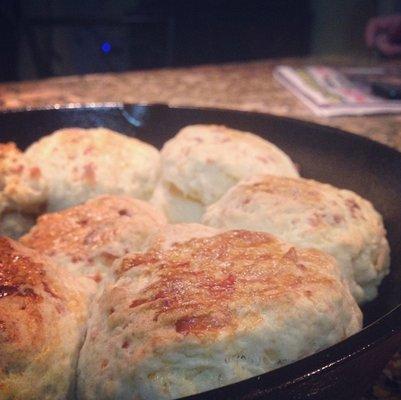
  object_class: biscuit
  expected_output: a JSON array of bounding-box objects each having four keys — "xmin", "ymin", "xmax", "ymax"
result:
[
  {"xmin": 21, "ymin": 195, "xmax": 167, "ymax": 292},
  {"xmin": 0, "ymin": 143, "xmax": 46, "ymax": 237},
  {"xmin": 24, "ymin": 127, "xmax": 160, "ymax": 211},
  {"xmin": 151, "ymin": 182, "xmax": 204, "ymax": 224},
  {"xmin": 0, "ymin": 237, "xmax": 88, "ymax": 400},
  {"xmin": 152, "ymin": 125, "xmax": 299, "ymax": 222},
  {"xmin": 78, "ymin": 230, "xmax": 361, "ymax": 400},
  {"xmin": 203, "ymin": 175, "xmax": 390, "ymax": 303}
]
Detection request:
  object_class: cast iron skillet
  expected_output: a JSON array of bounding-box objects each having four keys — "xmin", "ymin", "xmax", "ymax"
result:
[{"xmin": 1, "ymin": 103, "xmax": 401, "ymax": 400}]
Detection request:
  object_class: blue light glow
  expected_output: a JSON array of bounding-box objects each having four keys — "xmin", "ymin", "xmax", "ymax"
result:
[{"xmin": 101, "ymin": 42, "xmax": 112, "ymax": 53}]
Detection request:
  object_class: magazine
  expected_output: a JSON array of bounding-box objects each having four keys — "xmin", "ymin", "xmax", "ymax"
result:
[{"xmin": 273, "ymin": 65, "xmax": 401, "ymax": 117}]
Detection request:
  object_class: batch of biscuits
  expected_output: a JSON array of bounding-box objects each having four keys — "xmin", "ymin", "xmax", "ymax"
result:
[{"xmin": 0, "ymin": 124, "xmax": 389, "ymax": 400}]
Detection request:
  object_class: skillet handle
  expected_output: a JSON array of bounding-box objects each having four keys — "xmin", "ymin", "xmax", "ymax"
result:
[{"xmin": 120, "ymin": 103, "xmax": 170, "ymax": 129}]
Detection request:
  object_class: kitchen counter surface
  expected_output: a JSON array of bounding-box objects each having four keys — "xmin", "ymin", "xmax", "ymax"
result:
[
  {"xmin": 1, "ymin": 58, "xmax": 401, "ymax": 399},
  {"xmin": 1, "ymin": 58, "xmax": 401, "ymax": 151}
]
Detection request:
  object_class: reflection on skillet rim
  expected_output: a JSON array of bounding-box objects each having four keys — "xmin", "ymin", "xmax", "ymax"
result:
[{"xmin": 0, "ymin": 103, "xmax": 400, "ymax": 400}]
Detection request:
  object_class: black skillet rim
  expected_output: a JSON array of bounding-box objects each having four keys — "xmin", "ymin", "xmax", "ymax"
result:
[{"xmin": 1, "ymin": 102, "xmax": 400, "ymax": 399}]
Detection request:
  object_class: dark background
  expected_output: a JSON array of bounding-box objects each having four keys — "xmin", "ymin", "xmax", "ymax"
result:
[{"xmin": 0, "ymin": 0, "xmax": 390, "ymax": 82}]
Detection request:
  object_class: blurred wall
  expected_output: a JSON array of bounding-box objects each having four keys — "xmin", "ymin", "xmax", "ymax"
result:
[
  {"xmin": 16, "ymin": 0, "xmax": 312, "ymax": 80},
  {"xmin": 310, "ymin": 0, "xmax": 376, "ymax": 57},
  {"xmin": 2, "ymin": 0, "xmax": 399, "ymax": 82}
]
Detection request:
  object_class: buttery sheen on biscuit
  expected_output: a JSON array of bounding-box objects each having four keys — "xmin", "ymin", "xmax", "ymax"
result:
[
  {"xmin": 151, "ymin": 124, "xmax": 299, "ymax": 222},
  {"xmin": 0, "ymin": 237, "xmax": 88, "ymax": 400},
  {"xmin": 24, "ymin": 127, "xmax": 160, "ymax": 211},
  {"xmin": 202, "ymin": 175, "xmax": 390, "ymax": 303},
  {"xmin": 78, "ymin": 229, "xmax": 361, "ymax": 400},
  {"xmin": 21, "ymin": 195, "xmax": 167, "ymax": 292},
  {"xmin": 0, "ymin": 143, "xmax": 47, "ymax": 238}
]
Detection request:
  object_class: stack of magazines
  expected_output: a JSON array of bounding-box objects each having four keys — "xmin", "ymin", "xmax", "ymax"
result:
[{"xmin": 274, "ymin": 65, "xmax": 401, "ymax": 117}]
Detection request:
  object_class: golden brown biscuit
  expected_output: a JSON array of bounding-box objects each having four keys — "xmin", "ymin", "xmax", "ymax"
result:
[
  {"xmin": 21, "ymin": 195, "xmax": 167, "ymax": 292},
  {"xmin": 202, "ymin": 175, "xmax": 390, "ymax": 303},
  {"xmin": 0, "ymin": 237, "xmax": 88, "ymax": 400},
  {"xmin": 78, "ymin": 230, "xmax": 361, "ymax": 400}
]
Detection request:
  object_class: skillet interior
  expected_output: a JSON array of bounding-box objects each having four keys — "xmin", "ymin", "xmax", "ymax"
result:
[{"xmin": 0, "ymin": 103, "xmax": 400, "ymax": 399}]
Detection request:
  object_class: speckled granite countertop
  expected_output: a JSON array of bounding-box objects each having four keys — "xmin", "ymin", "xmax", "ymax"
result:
[
  {"xmin": 1, "ymin": 58, "xmax": 401, "ymax": 399},
  {"xmin": 1, "ymin": 58, "xmax": 401, "ymax": 151}
]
